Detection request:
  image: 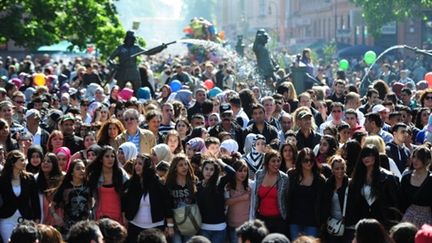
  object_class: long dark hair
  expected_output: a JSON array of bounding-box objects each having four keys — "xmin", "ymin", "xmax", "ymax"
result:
[
  {"xmin": 227, "ymin": 159, "xmax": 249, "ymax": 191},
  {"xmin": 1, "ymin": 150, "xmax": 32, "ymax": 181},
  {"xmin": 53, "ymin": 159, "xmax": 87, "ymax": 207},
  {"xmin": 166, "ymin": 154, "xmax": 197, "ymax": 194},
  {"xmin": 36, "ymin": 153, "xmax": 63, "ymax": 193},
  {"xmin": 280, "ymin": 142, "xmax": 297, "ymax": 173},
  {"xmin": 338, "ymin": 140, "xmax": 362, "ymax": 177},
  {"xmin": 355, "ymin": 218, "xmax": 394, "ymax": 243},
  {"xmin": 26, "ymin": 145, "xmax": 44, "ymax": 174},
  {"xmin": 131, "ymin": 154, "xmax": 157, "ymax": 197},
  {"xmin": 294, "ymin": 148, "xmax": 321, "ymax": 183},
  {"xmin": 415, "ymin": 107, "xmax": 430, "ymax": 129},
  {"xmin": 201, "ymin": 160, "xmax": 221, "ymax": 194},
  {"xmin": 86, "ymin": 146, "xmax": 124, "ymax": 193},
  {"xmin": 320, "ymin": 135, "xmax": 338, "ymax": 160},
  {"xmin": 351, "ymin": 144, "xmax": 381, "ymax": 199}
]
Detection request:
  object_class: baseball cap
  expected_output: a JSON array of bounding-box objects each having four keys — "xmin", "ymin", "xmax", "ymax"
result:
[
  {"xmin": 61, "ymin": 114, "xmax": 75, "ymax": 123},
  {"xmin": 372, "ymin": 104, "xmax": 389, "ymax": 113},
  {"xmin": 220, "ymin": 103, "xmax": 232, "ymax": 114},
  {"xmin": 25, "ymin": 109, "xmax": 41, "ymax": 119},
  {"xmin": 297, "ymin": 110, "xmax": 313, "ymax": 119}
]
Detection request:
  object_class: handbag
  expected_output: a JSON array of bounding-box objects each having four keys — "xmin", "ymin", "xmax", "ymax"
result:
[
  {"xmin": 327, "ymin": 186, "xmax": 349, "ymax": 236},
  {"xmin": 173, "ymin": 204, "xmax": 202, "ymax": 236}
]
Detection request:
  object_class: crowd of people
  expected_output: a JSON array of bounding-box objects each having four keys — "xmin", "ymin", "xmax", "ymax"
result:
[{"xmin": 0, "ymin": 48, "xmax": 431, "ymax": 243}]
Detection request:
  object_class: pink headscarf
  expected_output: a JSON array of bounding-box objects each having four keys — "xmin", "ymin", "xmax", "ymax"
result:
[{"xmin": 54, "ymin": 147, "xmax": 71, "ymax": 172}]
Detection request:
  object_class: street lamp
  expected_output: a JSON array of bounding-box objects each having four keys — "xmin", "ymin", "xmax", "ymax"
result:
[{"xmin": 268, "ymin": 0, "xmax": 278, "ymax": 42}]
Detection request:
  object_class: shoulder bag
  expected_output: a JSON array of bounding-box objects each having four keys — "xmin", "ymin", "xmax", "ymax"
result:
[
  {"xmin": 327, "ymin": 186, "xmax": 349, "ymax": 236},
  {"xmin": 173, "ymin": 203, "xmax": 202, "ymax": 236}
]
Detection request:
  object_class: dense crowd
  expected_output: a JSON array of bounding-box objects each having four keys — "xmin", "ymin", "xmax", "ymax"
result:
[{"xmin": 0, "ymin": 48, "xmax": 432, "ymax": 243}]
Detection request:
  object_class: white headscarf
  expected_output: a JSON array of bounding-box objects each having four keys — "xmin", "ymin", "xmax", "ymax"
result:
[{"xmin": 119, "ymin": 142, "xmax": 138, "ymax": 162}]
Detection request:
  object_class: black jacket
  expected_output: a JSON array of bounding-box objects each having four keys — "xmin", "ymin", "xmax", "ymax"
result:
[
  {"xmin": 322, "ymin": 175, "xmax": 349, "ymax": 221},
  {"xmin": 0, "ymin": 174, "xmax": 41, "ymax": 220},
  {"xmin": 122, "ymin": 176, "xmax": 173, "ymax": 223},
  {"xmin": 345, "ymin": 169, "xmax": 400, "ymax": 228},
  {"xmin": 286, "ymin": 171, "xmax": 326, "ymax": 226},
  {"xmin": 63, "ymin": 134, "xmax": 84, "ymax": 154}
]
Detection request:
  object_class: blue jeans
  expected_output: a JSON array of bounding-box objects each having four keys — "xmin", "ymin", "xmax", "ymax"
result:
[
  {"xmin": 172, "ymin": 232, "xmax": 192, "ymax": 243},
  {"xmin": 227, "ymin": 226, "xmax": 238, "ymax": 243},
  {"xmin": 289, "ymin": 224, "xmax": 319, "ymax": 240},
  {"xmin": 200, "ymin": 228, "xmax": 226, "ymax": 243}
]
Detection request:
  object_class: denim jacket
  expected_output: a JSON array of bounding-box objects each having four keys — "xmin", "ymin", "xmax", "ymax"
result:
[{"xmin": 252, "ymin": 169, "xmax": 289, "ymax": 220}]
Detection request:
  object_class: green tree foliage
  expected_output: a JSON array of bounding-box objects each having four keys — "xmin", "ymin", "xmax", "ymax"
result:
[
  {"xmin": 350, "ymin": 0, "xmax": 432, "ymax": 37},
  {"xmin": 0, "ymin": 0, "xmax": 127, "ymax": 58}
]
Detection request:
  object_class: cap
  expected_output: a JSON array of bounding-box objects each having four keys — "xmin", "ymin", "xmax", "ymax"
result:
[
  {"xmin": 0, "ymin": 76, "xmax": 7, "ymax": 81},
  {"xmin": 220, "ymin": 103, "xmax": 232, "ymax": 114},
  {"xmin": 372, "ymin": 104, "xmax": 389, "ymax": 113},
  {"xmin": 297, "ymin": 110, "xmax": 313, "ymax": 119},
  {"xmin": 49, "ymin": 109, "xmax": 63, "ymax": 122},
  {"xmin": 262, "ymin": 233, "xmax": 291, "ymax": 243},
  {"xmin": 25, "ymin": 109, "xmax": 40, "ymax": 119},
  {"xmin": 61, "ymin": 114, "xmax": 75, "ymax": 123}
]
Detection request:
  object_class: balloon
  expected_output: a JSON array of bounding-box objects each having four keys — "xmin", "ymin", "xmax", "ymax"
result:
[
  {"xmin": 118, "ymin": 88, "xmax": 133, "ymax": 101},
  {"xmin": 218, "ymin": 31, "xmax": 225, "ymax": 40},
  {"xmin": 203, "ymin": 79, "xmax": 214, "ymax": 90},
  {"xmin": 425, "ymin": 72, "xmax": 432, "ymax": 87},
  {"xmin": 170, "ymin": 80, "xmax": 182, "ymax": 92},
  {"xmin": 364, "ymin": 51, "xmax": 377, "ymax": 65},
  {"xmin": 33, "ymin": 73, "xmax": 46, "ymax": 86},
  {"xmin": 339, "ymin": 59, "xmax": 349, "ymax": 70},
  {"xmin": 208, "ymin": 87, "xmax": 222, "ymax": 98}
]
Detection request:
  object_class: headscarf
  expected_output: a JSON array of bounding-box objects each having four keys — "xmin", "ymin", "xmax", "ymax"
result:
[
  {"xmin": 54, "ymin": 147, "xmax": 71, "ymax": 172},
  {"xmin": 186, "ymin": 137, "xmax": 207, "ymax": 153},
  {"xmin": 174, "ymin": 90, "xmax": 193, "ymax": 107},
  {"xmin": 152, "ymin": 144, "xmax": 173, "ymax": 163},
  {"xmin": 243, "ymin": 134, "xmax": 265, "ymax": 173},
  {"xmin": 220, "ymin": 139, "xmax": 239, "ymax": 154},
  {"xmin": 119, "ymin": 142, "xmax": 138, "ymax": 162},
  {"xmin": 87, "ymin": 144, "xmax": 103, "ymax": 158}
]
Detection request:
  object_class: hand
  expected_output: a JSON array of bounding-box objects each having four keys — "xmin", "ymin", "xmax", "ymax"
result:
[
  {"xmin": 165, "ymin": 227, "xmax": 174, "ymax": 237},
  {"xmin": 241, "ymin": 191, "xmax": 251, "ymax": 201}
]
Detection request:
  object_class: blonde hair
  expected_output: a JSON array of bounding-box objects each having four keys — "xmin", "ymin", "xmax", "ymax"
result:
[{"xmin": 363, "ymin": 135, "xmax": 386, "ymax": 153}]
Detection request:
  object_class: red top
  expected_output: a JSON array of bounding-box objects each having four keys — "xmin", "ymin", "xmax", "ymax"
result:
[
  {"xmin": 258, "ymin": 185, "xmax": 280, "ymax": 217},
  {"xmin": 96, "ymin": 185, "xmax": 123, "ymax": 225}
]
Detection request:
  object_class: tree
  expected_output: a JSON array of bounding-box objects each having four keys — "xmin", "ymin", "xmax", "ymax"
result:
[
  {"xmin": 350, "ymin": 0, "xmax": 432, "ymax": 37},
  {"xmin": 0, "ymin": 0, "xmax": 128, "ymax": 58}
]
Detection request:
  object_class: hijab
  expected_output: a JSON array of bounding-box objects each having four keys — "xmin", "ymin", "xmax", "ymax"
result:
[
  {"xmin": 54, "ymin": 147, "xmax": 71, "ymax": 172},
  {"xmin": 119, "ymin": 142, "xmax": 138, "ymax": 162}
]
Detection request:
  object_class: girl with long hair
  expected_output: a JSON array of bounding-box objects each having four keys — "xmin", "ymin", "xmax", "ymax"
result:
[
  {"xmin": 399, "ymin": 146, "xmax": 432, "ymax": 228},
  {"xmin": 288, "ymin": 147, "xmax": 326, "ymax": 239},
  {"xmin": 225, "ymin": 159, "xmax": 253, "ymax": 243},
  {"xmin": 322, "ymin": 155, "xmax": 351, "ymax": 243},
  {"xmin": 337, "ymin": 140, "xmax": 362, "ymax": 177},
  {"xmin": 345, "ymin": 145, "xmax": 400, "ymax": 232},
  {"xmin": 166, "ymin": 130, "xmax": 184, "ymax": 154},
  {"xmin": 166, "ymin": 154, "xmax": 198, "ymax": 243},
  {"xmin": 96, "ymin": 118, "xmax": 125, "ymax": 147},
  {"xmin": 0, "ymin": 150, "xmax": 40, "ymax": 242},
  {"xmin": 86, "ymin": 146, "xmax": 129, "ymax": 225},
  {"xmin": 196, "ymin": 159, "xmax": 235, "ymax": 243},
  {"xmin": 253, "ymin": 149, "xmax": 289, "ymax": 235},
  {"xmin": 36, "ymin": 153, "xmax": 63, "ymax": 226},
  {"xmin": 123, "ymin": 154, "xmax": 174, "ymax": 242},
  {"xmin": 51, "ymin": 159, "xmax": 92, "ymax": 232},
  {"xmin": 279, "ymin": 142, "xmax": 297, "ymax": 174}
]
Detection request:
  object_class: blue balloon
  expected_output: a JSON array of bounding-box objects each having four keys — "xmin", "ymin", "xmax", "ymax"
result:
[{"xmin": 170, "ymin": 80, "xmax": 182, "ymax": 92}]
